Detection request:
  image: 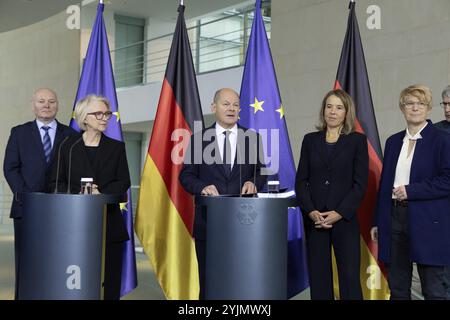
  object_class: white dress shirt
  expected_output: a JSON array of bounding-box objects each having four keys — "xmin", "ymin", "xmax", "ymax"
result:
[
  {"xmin": 36, "ymin": 119, "xmax": 57, "ymax": 148},
  {"xmin": 215, "ymin": 123, "xmax": 237, "ymax": 170},
  {"xmin": 392, "ymin": 122, "xmax": 428, "ymax": 197}
]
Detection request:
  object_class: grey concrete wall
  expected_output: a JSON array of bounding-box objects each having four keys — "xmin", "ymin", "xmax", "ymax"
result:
[
  {"xmin": 0, "ymin": 11, "xmax": 80, "ymax": 220},
  {"xmin": 271, "ymin": 0, "xmax": 450, "ymax": 163}
]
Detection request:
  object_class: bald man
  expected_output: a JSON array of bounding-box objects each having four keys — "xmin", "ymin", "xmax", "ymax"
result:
[
  {"xmin": 179, "ymin": 88, "xmax": 267, "ymax": 299},
  {"xmin": 3, "ymin": 88, "xmax": 76, "ymax": 299}
]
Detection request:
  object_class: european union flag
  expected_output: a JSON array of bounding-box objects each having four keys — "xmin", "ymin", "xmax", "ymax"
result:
[
  {"xmin": 239, "ymin": 0, "xmax": 309, "ymax": 297},
  {"xmin": 71, "ymin": 3, "xmax": 137, "ymax": 297}
]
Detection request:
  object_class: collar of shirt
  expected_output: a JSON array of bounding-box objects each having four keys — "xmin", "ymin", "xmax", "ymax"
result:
[
  {"xmin": 36, "ymin": 119, "xmax": 57, "ymax": 131},
  {"xmin": 404, "ymin": 121, "xmax": 428, "ymax": 142},
  {"xmin": 215, "ymin": 122, "xmax": 238, "ymax": 137}
]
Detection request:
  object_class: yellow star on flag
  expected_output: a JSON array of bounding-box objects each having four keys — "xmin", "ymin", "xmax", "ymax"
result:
[
  {"xmin": 250, "ymin": 97, "xmax": 264, "ymax": 114},
  {"xmin": 119, "ymin": 202, "xmax": 128, "ymax": 212},
  {"xmin": 276, "ymin": 105, "xmax": 285, "ymax": 119},
  {"xmin": 72, "ymin": 111, "xmax": 76, "ymax": 119},
  {"xmin": 113, "ymin": 111, "xmax": 121, "ymax": 122}
]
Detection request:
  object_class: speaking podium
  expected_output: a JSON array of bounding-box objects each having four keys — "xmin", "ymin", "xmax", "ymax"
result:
[
  {"xmin": 196, "ymin": 195, "xmax": 297, "ymax": 300},
  {"xmin": 18, "ymin": 192, "xmax": 122, "ymax": 300}
]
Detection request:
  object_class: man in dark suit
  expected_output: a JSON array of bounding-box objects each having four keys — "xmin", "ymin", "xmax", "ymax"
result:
[
  {"xmin": 3, "ymin": 88, "xmax": 75, "ymax": 299},
  {"xmin": 179, "ymin": 88, "xmax": 267, "ymax": 299},
  {"xmin": 435, "ymin": 85, "xmax": 450, "ymax": 133}
]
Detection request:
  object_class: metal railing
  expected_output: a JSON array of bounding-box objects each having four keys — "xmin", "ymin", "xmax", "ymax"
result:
[{"xmin": 112, "ymin": 5, "xmax": 271, "ymax": 88}]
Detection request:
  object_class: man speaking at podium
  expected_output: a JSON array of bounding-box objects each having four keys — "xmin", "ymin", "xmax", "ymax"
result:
[
  {"xmin": 3, "ymin": 88, "xmax": 75, "ymax": 299},
  {"xmin": 179, "ymin": 88, "xmax": 266, "ymax": 299}
]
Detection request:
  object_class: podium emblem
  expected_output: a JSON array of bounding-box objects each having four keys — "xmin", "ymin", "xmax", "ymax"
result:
[{"xmin": 237, "ymin": 203, "xmax": 257, "ymax": 225}]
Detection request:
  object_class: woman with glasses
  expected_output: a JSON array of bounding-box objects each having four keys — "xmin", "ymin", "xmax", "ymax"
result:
[
  {"xmin": 50, "ymin": 94, "xmax": 131, "ymax": 300},
  {"xmin": 371, "ymin": 84, "xmax": 450, "ymax": 299}
]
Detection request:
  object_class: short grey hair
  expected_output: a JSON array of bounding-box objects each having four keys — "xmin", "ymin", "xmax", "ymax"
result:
[
  {"xmin": 32, "ymin": 88, "xmax": 58, "ymax": 102},
  {"xmin": 212, "ymin": 88, "xmax": 239, "ymax": 104},
  {"xmin": 442, "ymin": 85, "xmax": 450, "ymax": 100},
  {"xmin": 74, "ymin": 94, "xmax": 110, "ymax": 131}
]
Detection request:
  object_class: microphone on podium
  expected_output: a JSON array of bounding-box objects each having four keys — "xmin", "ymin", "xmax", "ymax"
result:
[
  {"xmin": 53, "ymin": 135, "xmax": 70, "ymax": 194},
  {"xmin": 67, "ymin": 136, "xmax": 83, "ymax": 194},
  {"xmin": 252, "ymin": 139, "xmax": 257, "ymax": 197}
]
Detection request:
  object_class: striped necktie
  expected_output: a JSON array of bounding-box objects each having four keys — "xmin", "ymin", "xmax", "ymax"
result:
[{"xmin": 41, "ymin": 126, "xmax": 52, "ymax": 164}]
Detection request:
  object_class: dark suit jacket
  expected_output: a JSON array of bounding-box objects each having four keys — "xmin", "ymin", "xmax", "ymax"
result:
[
  {"xmin": 295, "ymin": 131, "xmax": 369, "ymax": 221},
  {"xmin": 50, "ymin": 133, "xmax": 131, "ymax": 243},
  {"xmin": 3, "ymin": 120, "xmax": 76, "ymax": 218},
  {"xmin": 375, "ymin": 121, "xmax": 450, "ymax": 265},
  {"xmin": 179, "ymin": 124, "xmax": 267, "ymax": 240}
]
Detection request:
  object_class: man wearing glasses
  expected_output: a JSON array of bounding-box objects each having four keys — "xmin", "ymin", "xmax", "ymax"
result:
[
  {"xmin": 3, "ymin": 88, "xmax": 75, "ymax": 299},
  {"xmin": 371, "ymin": 84, "xmax": 450, "ymax": 299},
  {"xmin": 435, "ymin": 85, "xmax": 450, "ymax": 133}
]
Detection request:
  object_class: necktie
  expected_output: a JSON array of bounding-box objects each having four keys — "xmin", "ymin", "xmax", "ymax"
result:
[
  {"xmin": 223, "ymin": 130, "xmax": 232, "ymax": 177},
  {"xmin": 41, "ymin": 126, "xmax": 52, "ymax": 164}
]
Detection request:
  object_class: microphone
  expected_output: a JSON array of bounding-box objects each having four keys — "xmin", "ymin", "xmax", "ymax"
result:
[
  {"xmin": 239, "ymin": 130, "xmax": 258, "ymax": 197},
  {"xmin": 237, "ymin": 140, "xmax": 242, "ymax": 197},
  {"xmin": 54, "ymin": 135, "xmax": 70, "ymax": 193},
  {"xmin": 67, "ymin": 136, "xmax": 83, "ymax": 194},
  {"xmin": 253, "ymin": 135, "xmax": 257, "ymax": 197}
]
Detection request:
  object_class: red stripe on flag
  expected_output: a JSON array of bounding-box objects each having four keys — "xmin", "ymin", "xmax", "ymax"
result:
[
  {"xmin": 334, "ymin": 80, "xmax": 342, "ymax": 90},
  {"xmin": 355, "ymin": 119, "xmax": 387, "ymax": 276},
  {"xmin": 148, "ymin": 78, "xmax": 195, "ymax": 234}
]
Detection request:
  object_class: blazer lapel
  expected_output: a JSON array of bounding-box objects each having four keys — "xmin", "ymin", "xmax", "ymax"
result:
[
  {"xmin": 216, "ymin": 135, "xmax": 229, "ymax": 179},
  {"xmin": 91, "ymin": 134, "xmax": 114, "ymax": 178},
  {"xmin": 410, "ymin": 121, "xmax": 432, "ymax": 182},
  {"xmin": 206, "ymin": 125, "xmax": 228, "ymax": 179},
  {"xmin": 229, "ymin": 129, "xmax": 244, "ymax": 180},
  {"xmin": 50, "ymin": 121, "xmax": 65, "ymax": 163},
  {"xmin": 312, "ymin": 131, "xmax": 329, "ymax": 166},
  {"xmin": 387, "ymin": 133, "xmax": 404, "ymax": 182},
  {"xmin": 31, "ymin": 121, "xmax": 46, "ymax": 164}
]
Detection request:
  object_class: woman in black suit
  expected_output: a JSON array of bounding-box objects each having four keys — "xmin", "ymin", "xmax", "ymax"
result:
[
  {"xmin": 295, "ymin": 89, "xmax": 368, "ymax": 300},
  {"xmin": 50, "ymin": 94, "xmax": 130, "ymax": 300}
]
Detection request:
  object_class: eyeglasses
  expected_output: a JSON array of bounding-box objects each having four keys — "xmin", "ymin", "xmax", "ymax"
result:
[
  {"xmin": 440, "ymin": 102, "xmax": 450, "ymax": 108},
  {"xmin": 87, "ymin": 111, "xmax": 113, "ymax": 120},
  {"xmin": 403, "ymin": 101, "xmax": 428, "ymax": 110}
]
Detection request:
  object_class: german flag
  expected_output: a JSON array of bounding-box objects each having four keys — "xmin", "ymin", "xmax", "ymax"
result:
[
  {"xmin": 333, "ymin": 1, "xmax": 389, "ymax": 299},
  {"xmin": 135, "ymin": 4, "xmax": 203, "ymax": 300}
]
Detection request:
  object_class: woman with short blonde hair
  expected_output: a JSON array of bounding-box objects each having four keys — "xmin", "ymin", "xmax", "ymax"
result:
[
  {"xmin": 398, "ymin": 84, "xmax": 432, "ymax": 110},
  {"xmin": 74, "ymin": 95, "xmax": 111, "ymax": 131},
  {"xmin": 50, "ymin": 94, "xmax": 129, "ymax": 300}
]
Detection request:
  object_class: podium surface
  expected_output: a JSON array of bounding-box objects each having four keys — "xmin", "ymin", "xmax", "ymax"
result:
[
  {"xmin": 18, "ymin": 192, "xmax": 121, "ymax": 300},
  {"xmin": 196, "ymin": 195, "xmax": 297, "ymax": 300}
]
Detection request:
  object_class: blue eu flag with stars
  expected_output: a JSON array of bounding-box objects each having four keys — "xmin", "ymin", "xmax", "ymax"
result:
[{"xmin": 238, "ymin": 0, "xmax": 309, "ymax": 297}]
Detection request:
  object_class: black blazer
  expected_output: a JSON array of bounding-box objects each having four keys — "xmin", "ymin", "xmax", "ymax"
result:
[
  {"xmin": 3, "ymin": 120, "xmax": 76, "ymax": 218},
  {"xmin": 179, "ymin": 124, "xmax": 267, "ymax": 239},
  {"xmin": 50, "ymin": 133, "xmax": 131, "ymax": 242},
  {"xmin": 295, "ymin": 131, "xmax": 368, "ymax": 221}
]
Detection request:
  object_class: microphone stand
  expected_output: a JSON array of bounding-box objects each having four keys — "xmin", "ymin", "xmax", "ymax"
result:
[
  {"xmin": 54, "ymin": 136, "xmax": 70, "ymax": 193},
  {"xmin": 67, "ymin": 136, "xmax": 83, "ymax": 194}
]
